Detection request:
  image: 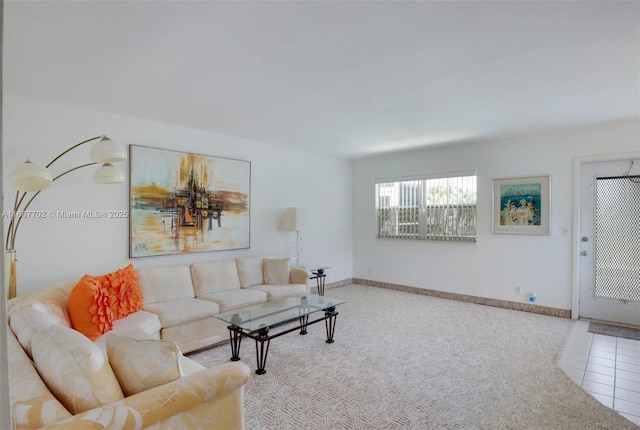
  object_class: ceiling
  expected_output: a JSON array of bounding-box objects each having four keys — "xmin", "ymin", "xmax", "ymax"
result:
[{"xmin": 4, "ymin": 1, "xmax": 639, "ymax": 159}]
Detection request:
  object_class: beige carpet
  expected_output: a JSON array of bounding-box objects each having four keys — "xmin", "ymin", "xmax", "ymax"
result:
[{"xmin": 187, "ymin": 284, "xmax": 639, "ymax": 430}]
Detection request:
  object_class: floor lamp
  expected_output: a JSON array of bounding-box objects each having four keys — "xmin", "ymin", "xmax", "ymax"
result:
[
  {"xmin": 4, "ymin": 135, "xmax": 127, "ymax": 300},
  {"xmin": 279, "ymin": 207, "xmax": 303, "ymax": 267}
]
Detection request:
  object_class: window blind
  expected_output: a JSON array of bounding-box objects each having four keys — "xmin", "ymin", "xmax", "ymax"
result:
[{"xmin": 375, "ymin": 173, "xmax": 477, "ymax": 242}]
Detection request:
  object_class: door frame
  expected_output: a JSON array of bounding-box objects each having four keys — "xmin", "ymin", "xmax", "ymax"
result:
[{"xmin": 572, "ymin": 151, "xmax": 640, "ymax": 320}]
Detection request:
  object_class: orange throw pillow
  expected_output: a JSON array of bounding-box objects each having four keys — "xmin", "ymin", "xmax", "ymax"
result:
[
  {"xmin": 68, "ymin": 275, "xmax": 114, "ymax": 340},
  {"xmin": 104, "ymin": 264, "xmax": 144, "ymax": 320}
]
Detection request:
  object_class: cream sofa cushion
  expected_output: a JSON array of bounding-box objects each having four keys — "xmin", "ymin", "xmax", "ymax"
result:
[
  {"xmin": 111, "ymin": 309, "xmax": 162, "ymax": 338},
  {"xmin": 31, "ymin": 325, "xmax": 124, "ymax": 414},
  {"xmin": 263, "ymin": 258, "xmax": 291, "ymax": 284},
  {"xmin": 136, "ymin": 265, "xmax": 194, "ymax": 304},
  {"xmin": 94, "ymin": 310, "xmax": 162, "ymax": 357},
  {"xmin": 191, "ymin": 260, "xmax": 241, "ymax": 296},
  {"xmin": 107, "ymin": 335, "xmax": 184, "ymax": 396},
  {"xmin": 144, "ymin": 298, "xmax": 220, "ymax": 328},
  {"xmin": 8, "ymin": 282, "xmax": 74, "ymax": 357},
  {"xmin": 9, "ymin": 304, "xmax": 67, "ymax": 358},
  {"xmin": 197, "ymin": 288, "xmax": 267, "ymax": 313},
  {"xmin": 236, "ymin": 257, "xmax": 264, "ymax": 288},
  {"xmin": 246, "ymin": 284, "xmax": 307, "ymax": 301}
]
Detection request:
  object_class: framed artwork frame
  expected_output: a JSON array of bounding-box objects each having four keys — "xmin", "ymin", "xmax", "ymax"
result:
[
  {"xmin": 129, "ymin": 145, "xmax": 251, "ymax": 257},
  {"xmin": 492, "ymin": 175, "xmax": 550, "ymax": 235}
]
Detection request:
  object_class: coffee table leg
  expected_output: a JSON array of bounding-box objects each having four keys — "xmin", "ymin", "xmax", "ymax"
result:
[
  {"xmin": 255, "ymin": 327, "xmax": 271, "ymax": 375},
  {"xmin": 299, "ymin": 314, "xmax": 309, "ymax": 335},
  {"xmin": 325, "ymin": 307, "xmax": 337, "ymax": 343},
  {"xmin": 229, "ymin": 327, "xmax": 242, "ymax": 361}
]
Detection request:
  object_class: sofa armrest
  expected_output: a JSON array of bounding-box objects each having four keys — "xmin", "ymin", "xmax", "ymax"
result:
[
  {"xmin": 39, "ymin": 362, "xmax": 251, "ymax": 430},
  {"xmin": 290, "ymin": 266, "xmax": 310, "ymax": 285}
]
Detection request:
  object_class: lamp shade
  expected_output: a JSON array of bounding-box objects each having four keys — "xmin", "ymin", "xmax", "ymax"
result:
[
  {"xmin": 90, "ymin": 136, "xmax": 127, "ymax": 163},
  {"xmin": 280, "ymin": 208, "xmax": 300, "ymax": 231},
  {"xmin": 9, "ymin": 160, "xmax": 53, "ymax": 192},
  {"xmin": 93, "ymin": 163, "xmax": 126, "ymax": 184}
]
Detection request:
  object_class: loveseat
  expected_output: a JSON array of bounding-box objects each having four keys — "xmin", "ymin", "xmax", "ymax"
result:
[{"xmin": 6, "ymin": 256, "xmax": 309, "ymax": 429}]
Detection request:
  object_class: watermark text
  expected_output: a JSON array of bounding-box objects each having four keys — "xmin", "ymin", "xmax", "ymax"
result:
[{"xmin": 2, "ymin": 210, "xmax": 129, "ymax": 219}]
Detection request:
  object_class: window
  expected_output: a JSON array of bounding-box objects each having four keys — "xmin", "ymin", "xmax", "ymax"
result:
[{"xmin": 375, "ymin": 172, "xmax": 477, "ymax": 242}]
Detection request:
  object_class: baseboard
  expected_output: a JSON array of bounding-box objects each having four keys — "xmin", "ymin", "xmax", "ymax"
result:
[
  {"xmin": 309, "ymin": 278, "xmax": 354, "ymax": 295},
  {"xmin": 327, "ymin": 278, "xmax": 571, "ymax": 318}
]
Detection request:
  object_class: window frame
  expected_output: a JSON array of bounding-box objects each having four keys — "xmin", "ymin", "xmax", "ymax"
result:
[{"xmin": 374, "ymin": 171, "xmax": 477, "ymax": 242}]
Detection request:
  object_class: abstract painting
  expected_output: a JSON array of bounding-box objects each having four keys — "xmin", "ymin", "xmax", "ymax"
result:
[
  {"xmin": 129, "ymin": 145, "xmax": 251, "ymax": 257},
  {"xmin": 492, "ymin": 175, "xmax": 550, "ymax": 235}
]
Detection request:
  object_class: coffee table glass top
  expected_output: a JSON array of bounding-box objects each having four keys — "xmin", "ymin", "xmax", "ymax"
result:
[{"xmin": 216, "ymin": 295, "xmax": 345, "ymax": 332}]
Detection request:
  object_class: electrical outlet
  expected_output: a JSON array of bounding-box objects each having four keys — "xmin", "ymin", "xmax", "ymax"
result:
[{"xmin": 515, "ymin": 285, "xmax": 521, "ymax": 294}]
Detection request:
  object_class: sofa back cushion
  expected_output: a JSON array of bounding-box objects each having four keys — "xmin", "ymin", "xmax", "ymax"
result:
[
  {"xmin": 136, "ymin": 265, "xmax": 195, "ymax": 304},
  {"xmin": 236, "ymin": 257, "xmax": 264, "ymax": 288},
  {"xmin": 31, "ymin": 325, "xmax": 124, "ymax": 414},
  {"xmin": 8, "ymin": 282, "xmax": 74, "ymax": 357},
  {"xmin": 263, "ymin": 258, "xmax": 291, "ymax": 285},
  {"xmin": 191, "ymin": 260, "xmax": 241, "ymax": 296},
  {"xmin": 107, "ymin": 335, "xmax": 184, "ymax": 396}
]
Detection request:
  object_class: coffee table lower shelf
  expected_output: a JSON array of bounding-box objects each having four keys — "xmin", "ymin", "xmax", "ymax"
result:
[{"xmin": 227, "ymin": 306, "xmax": 339, "ymax": 375}]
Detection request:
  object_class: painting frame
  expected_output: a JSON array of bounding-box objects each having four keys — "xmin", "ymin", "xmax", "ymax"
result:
[
  {"xmin": 129, "ymin": 145, "xmax": 251, "ymax": 257},
  {"xmin": 492, "ymin": 175, "xmax": 550, "ymax": 235}
]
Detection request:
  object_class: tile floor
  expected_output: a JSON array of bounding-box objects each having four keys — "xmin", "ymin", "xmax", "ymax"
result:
[{"xmin": 559, "ymin": 320, "xmax": 640, "ymax": 426}]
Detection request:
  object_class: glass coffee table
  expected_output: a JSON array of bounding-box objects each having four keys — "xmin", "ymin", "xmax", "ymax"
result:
[{"xmin": 215, "ymin": 295, "xmax": 345, "ymax": 374}]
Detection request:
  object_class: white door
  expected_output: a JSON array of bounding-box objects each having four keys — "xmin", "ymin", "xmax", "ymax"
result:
[{"xmin": 579, "ymin": 159, "xmax": 640, "ymax": 326}]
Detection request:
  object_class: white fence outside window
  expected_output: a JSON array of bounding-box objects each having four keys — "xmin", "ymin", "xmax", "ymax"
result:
[{"xmin": 375, "ymin": 172, "xmax": 477, "ymax": 242}]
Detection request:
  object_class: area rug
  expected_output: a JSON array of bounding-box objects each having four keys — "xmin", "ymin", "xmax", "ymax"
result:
[
  {"xmin": 187, "ymin": 284, "xmax": 638, "ymax": 430},
  {"xmin": 589, "ymin": 322, "xmax": 640, "ymax": 341}
]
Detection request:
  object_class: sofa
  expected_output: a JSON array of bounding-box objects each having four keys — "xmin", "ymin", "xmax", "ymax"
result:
[
  {"xmin": 6, "ymin": 256, "xmax": 309, "ymax": 429},
  {"xmin": 137, "ymin": 256, "xmax": 309, "ymax": 353}
]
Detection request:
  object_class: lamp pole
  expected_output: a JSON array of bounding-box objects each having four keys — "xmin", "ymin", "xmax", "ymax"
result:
[{"xmin": 4, "ymin": 135, "xmax": 126, "ymax": 299}]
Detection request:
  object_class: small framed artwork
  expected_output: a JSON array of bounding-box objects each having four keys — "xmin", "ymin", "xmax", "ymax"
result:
[{"xmin": 492, "ymin": 175, "xmax": 550, "ymax": 235}]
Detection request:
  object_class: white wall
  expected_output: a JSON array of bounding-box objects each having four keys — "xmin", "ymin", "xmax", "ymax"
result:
[
  {"xmin": 352, "ymin": 118, "xmax": 640, "ymax": 310},
  {"xmin": 5, "ymin": 93, "xmax": 639, "ymax": 311},
  {"xmin": 3, "ymin": 95, "xmax": 353, "ymax": 294}
]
